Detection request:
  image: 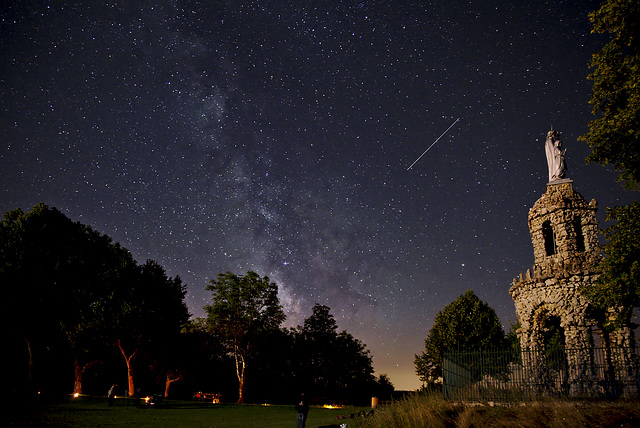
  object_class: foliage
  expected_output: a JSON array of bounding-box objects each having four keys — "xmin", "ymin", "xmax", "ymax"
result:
[
  {"xmin": 297, "ymin": 303, "xmax": 339, "ymax": 395},
  {"xmin": 505, "ymin": 320, "xmax": 522, "ymax": 365},
  {"xmin": 505, "ymin": 320, "xmax": 521, "ymax": 352},
  {"xmin": 334, "ymin": 331, "xmax": 376, "ymax": 401},
  {"xmin": 0, "ymin": 204, "xmax": 381, "ymax": 405},
  {"xmin": 204, "ymin": 271, "xmax": 286, "ymax": 403},
  {"xmin": 0, "ymin": 203, "xmax": 135, "ymax": 396},
  {"xmin": 107, "ymin": 260, "xmax": 189, "ymax": 396},
  {"xmin": 581, "ymin": 0, "xmax": 640, "ymax": 190},
  {"xmin": 375, "ymin": 374, "xmax": 394, "ymax": 401},
  {"xmin": 414, "ymin": 351, "xmax": 441, "ymax": 387},
  {"xmin": 295, "ymin": 304, "xmax": 376, "ymax": 404},
  {"xmin": 580, "ymin": 0, "xmax": 640, "ymax": 335},
  {"xmin": 178, "ymin": 318, "xmax": 236, "ymax": 400},
  {"xmin": 246, "ymin": 326, "xmax": 297, "ymax": 403},
  {"xmin": 581, "ymin": 202, "xmax": 640, "ymax": 328},
  {"xmin": 302, "ymin": 303, "xmax": 338, "ymax": 338},
  {"xmin": 192, "ymin": 298, "xmax": 378, "ymax": 405},
  {"xmin": 0, "ymin": 203, "xmax": 189, "ymax": 400},
  {"xmin": 414, "ymin": 290, "xmax": 505, "ymax": 385}
]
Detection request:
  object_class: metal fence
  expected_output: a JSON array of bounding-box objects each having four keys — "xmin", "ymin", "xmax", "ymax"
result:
[{"xmin": 443, "ymin": 346, "xmax": 640, "ymax": 401}]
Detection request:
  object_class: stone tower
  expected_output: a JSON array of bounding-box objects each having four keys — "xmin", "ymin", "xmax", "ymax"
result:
[
  {"xmin": 509, "ymin": 178, "xmax": 600, "ymax": 351},
  {"xmin": 510, "ymin": 129, "xmax": 601, "ymax": 352},
  {"xmin": 509, "ymin": 129, "xmax": 638, "ymax": 397}
]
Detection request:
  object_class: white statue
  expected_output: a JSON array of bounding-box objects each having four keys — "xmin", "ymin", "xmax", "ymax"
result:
[{"xmin": 545, "ymin": 129, "xmax": 567, "ymax": 182}]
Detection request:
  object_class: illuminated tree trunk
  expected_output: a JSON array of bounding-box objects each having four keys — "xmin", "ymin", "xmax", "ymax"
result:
[
  {"xmin": 73, "ymin": 359, "xmax": 99, "ymax": 395},
  {"xmin": 235, "ymin": 349, "xmax": 246, "ymax": 403},
  {"xmin": 164, "ymin": 373, "xmax": 183, "ymax": 398},
  {"xmin": 73, "ymin": 359, "xmax": 83, "ymax": 395},
  {"xmin": 118, "ymin": 340, "xmax": 138, "ymax": 397}
]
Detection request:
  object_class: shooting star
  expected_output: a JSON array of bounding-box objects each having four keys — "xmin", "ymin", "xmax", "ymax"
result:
[{"xmin": 407, "ymin": 118, "xmax": 461, "ymax": 170}]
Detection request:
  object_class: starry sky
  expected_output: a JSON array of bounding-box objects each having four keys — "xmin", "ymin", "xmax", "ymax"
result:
[{"xmin": 1, "ymin": 0, "xmax": 636, "ymax": 390}]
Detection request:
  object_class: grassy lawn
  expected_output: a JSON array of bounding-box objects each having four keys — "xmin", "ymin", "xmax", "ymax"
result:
[
  {"xmin": 5, "ymin": 396, "xmax": 368, "ymax": 428},
  {"xmin": 10, "ymin": 393, "xmax": 640, "ymax": 428}
]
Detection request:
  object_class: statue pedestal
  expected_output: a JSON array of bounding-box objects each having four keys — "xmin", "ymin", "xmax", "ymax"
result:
[{"xmin": 547, "ymin": 178, "xmax": 572, "ymax": 185}]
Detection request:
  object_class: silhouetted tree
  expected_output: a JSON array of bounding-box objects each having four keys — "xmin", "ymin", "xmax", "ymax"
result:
[
  {"xmin": 106, "ymin": 260, "xmax": 189, "ymax": 397},
  {"xmin": 0, "ymin": 204, "xmax": 135, "ymax": 396},
  {"xmin": 180, "ymin": 318, "xmax": 233, "ymax": 400},
  {"xmin": 0, "ymin": 204, "xmax": 189, "ymax": 399},
  {"xmin": 375, "ymin": 374, "xmax": 394, "ymax": 401},
  {"xmin": 296, "ymin": 304, "xmax": 375, "ymax": 404}
]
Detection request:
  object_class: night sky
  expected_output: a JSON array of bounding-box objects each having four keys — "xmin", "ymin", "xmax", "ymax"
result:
[{"xmin": 1, "ymin": 0, "xmax": 636, "ymax": 390}]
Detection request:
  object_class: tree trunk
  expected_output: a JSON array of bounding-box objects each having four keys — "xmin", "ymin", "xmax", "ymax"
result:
[
  {"xmin": 234, "ymin": 351, "xmax": 246, "ymax": 403},
  {"xmin": 25, "ymin": 336, "xmax": 33, "ymax": 383},
  {"xmin": 24, "ymin": 336, "xmax": 34, "ymax": 396},
  {"xmin": 117, "ymin": 340, "xmax": 138, "ymax": 397},
  {"xmin": 164, "ymin": 374, "xmax": 183, "ymax": 398},
  {"xmin": 73, "ymin": 359, "xmax": 99, "ymax": 395},
  {"xmin": 74, "ymin": 359, "xmax": 83, "ymax": 395}
]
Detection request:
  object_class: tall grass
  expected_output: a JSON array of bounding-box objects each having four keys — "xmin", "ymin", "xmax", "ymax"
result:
[
  {"xmin": 356, "ymin": 392, "xmax": 458, "ymax": 428},
  {"xmin": 357, "ymin": 392, "xmax": 640, "ymax": 428}
]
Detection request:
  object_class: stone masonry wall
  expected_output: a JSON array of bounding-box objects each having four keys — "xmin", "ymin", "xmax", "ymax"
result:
[{"xmin": 509, "ymin": 181, "xmax": 600, "ymax": 351}]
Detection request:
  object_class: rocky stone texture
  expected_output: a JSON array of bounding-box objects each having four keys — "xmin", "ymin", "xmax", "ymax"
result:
[
  {"xmin": 510, "ymin": 181, "xmax": 600, "ymax": 351},
  {"xmin": 509, "ymin": 180, "xmax": 640, "ymax": 397}
]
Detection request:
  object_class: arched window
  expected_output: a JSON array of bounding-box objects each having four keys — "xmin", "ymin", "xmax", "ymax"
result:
[
  {"xmin": 543, "ymin": 220, "xmax": 555, "ymax": 256},
  {"xmin": 573, "ymin": 216, "xmax": 585, "ymax": 252}
]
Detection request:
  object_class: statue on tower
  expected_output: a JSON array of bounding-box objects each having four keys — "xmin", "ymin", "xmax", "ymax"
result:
[{"xmin": 544, "ymin": 129, "xmax": 567, "ymax": 182}]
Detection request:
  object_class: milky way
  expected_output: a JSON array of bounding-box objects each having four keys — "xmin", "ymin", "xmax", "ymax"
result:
[{"xmin": 1, "ymin": 0, "xmax": 635, "ymax": 389}]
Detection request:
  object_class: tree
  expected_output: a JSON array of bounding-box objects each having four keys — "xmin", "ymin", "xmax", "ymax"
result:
[
  {"xmin": 579, "ymin": 0, "xmax": 640, "ymax": 329},
  {"xmin": 296, "ymin": 304, "xmax": 375, "ymax": 404},
  {"xmin": 63, "ymin": 234, "xmax": 137, "ymax": 396},
  {"xmin": 0, "ymin": 204, "xmax": 190, "ymax": 399},
  {"xmin": 302, "ymin": 304, "xmax": 339, "ymax": 338},
  {"xmin": 297, "ymin": 304, "xmax": 338, "ymax": 397},
  {"xmin": 414, "ymin": 290, "xmax": 505, "ymax": 385},
  {"xmin": 179, "ymin": 318, "xmax": 233, "ymax": 400},
  {"xmin": 204, "ymin": 271, "xmax": 285, "ymax": 403},
  {"xmin": 581, "ymin": 0, "xmax": 640, "ymax": 190},
  {"xmin": 581, "ymin": 202, "xmax": 640, "ymax": 327},
  {"xmin": 107, "ymin": 260, "xmax": 189, "ymax": 397},
  {"xmin": 333, "ymin": 331, "xmax": 376, "ymax": 403},
  {"xmin": 246, "ymin": 326, "xmax": 296, "ymax": 403},
  {"xmin": 414, "ymin": 351, "xmax": 441, "ymax": 388},
  {"xmin": 375, "ymin": 374, "xmax": 394, "ymax": 401},
  {"xmin": 0, "ymin": 204, "xmax": 135, "ymax": 397}
]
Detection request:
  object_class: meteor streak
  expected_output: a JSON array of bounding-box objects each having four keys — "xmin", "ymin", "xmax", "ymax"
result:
[{"xmin": 407, "ymin": 118, "xmax": 460, "ymax": 170}]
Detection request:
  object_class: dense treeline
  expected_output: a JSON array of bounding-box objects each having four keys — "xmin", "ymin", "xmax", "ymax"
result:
[{"xmin": 1, "ymin": 203, "xmax": 388, "ymax": 406}]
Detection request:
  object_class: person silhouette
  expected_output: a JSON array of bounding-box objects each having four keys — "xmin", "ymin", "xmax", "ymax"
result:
[{"xmin": 295, "ymin": 393, "xmax": 309, "ymax": 428}]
